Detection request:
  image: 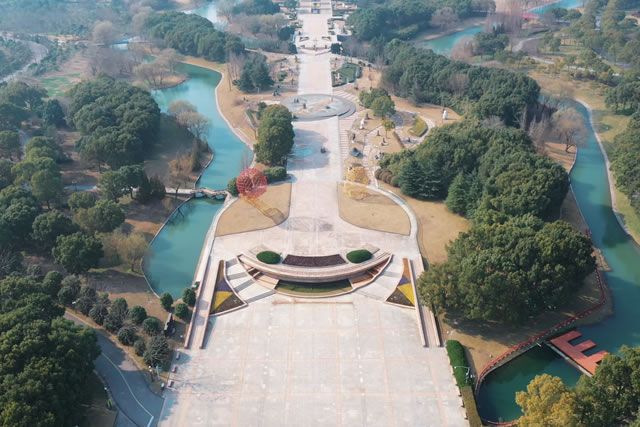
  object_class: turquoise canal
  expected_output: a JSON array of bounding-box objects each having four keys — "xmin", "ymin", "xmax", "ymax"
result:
[
  {"xmin": 476, "ymin": 102, "xmax": 640, "ymax": 422},
  {"xmin": 142, "ymin": 63, "xmax": 250, "ymax": 298},
  {"xmin": 424, "ymin": 0, "xmax": 583, "ymax": 55}
]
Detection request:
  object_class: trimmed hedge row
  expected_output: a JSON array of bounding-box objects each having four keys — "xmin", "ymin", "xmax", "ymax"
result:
[
  {"xmin": 346, "ymin": 249, "xmax": 372, "ymax": 263},
  {"xmin": 461, "ymin": 385, "xmax": 483, "ymax": 427},
  {"xmin": 446, "ymin": 340, "xmax": 472, "ymax": 387},
  {"xmin": 257, "ymin": 250, "xmax": 281, "ymax": 264}
]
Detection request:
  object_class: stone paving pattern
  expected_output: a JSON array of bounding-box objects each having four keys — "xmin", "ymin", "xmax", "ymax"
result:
[{"xmin": 159, "ymin": 1, "xmax": 468, "ymax": 425}]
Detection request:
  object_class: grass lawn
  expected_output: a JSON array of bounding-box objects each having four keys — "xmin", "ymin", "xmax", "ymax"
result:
[
  {"xmin": 215, "ymin": 182, "xmax": 292, "ymax": 236},
  {"xmin": 79, "ymin": 373, "xmax": 117, "ymax": 427},
  {"xmin": 337, "ymin": 183, "xmax": 410, "ymax": 235},
  {"xmin": 337, "ymin": 63, "xmax": 361, "ymax": 82},
  {"xmin": 408, "ymin": 116, "xmax": 428, "ymax": 137}
]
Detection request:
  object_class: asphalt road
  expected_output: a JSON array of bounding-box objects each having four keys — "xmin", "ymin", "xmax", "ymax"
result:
[{"xmin": 65, "ymin": 313, "xmax": 164, "ymax": 427}]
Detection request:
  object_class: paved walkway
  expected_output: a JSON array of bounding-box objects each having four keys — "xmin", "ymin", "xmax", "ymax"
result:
[
  {"xmin": 65, "ymin": 312, "xmax": 164, "ymax": 427},
  {"xmin": 160, "ymin": 0, "xmax": 468, "ymax": 425}
]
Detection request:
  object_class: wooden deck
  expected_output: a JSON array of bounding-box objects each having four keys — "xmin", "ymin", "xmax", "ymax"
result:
[{"xmin": 549, "ymin": 330, "xmax": 609, "ymax": 376}]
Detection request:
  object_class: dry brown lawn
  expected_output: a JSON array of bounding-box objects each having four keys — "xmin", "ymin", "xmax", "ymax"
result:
[
  {"xmin": 216, "ymin": 182, "xmax": 291, "ymax": 236},
  {"xmin": 379, "ymin": 183, "xmax": 470, "ymax": 264},
  {"xmin": 337, "ymin": 183, "xmax": 410, "ymax": 235}
]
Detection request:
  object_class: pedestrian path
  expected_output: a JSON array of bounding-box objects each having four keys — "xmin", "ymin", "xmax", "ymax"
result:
[{"xmin": 333, "ymin": 89, "xmax": 359, "ymax": 104}]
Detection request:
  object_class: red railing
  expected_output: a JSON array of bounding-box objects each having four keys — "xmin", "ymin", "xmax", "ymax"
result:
[{"xmin": 475, "ymin": 229, "xmax": 607, "ymax": 426}]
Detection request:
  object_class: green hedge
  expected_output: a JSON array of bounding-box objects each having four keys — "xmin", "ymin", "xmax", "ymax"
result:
[
  {"xmin": 257, "ymin": 251, "xmax": 281, "ymax": 264},
  {"xmin": 346, "ymin": 249, "xmax": 372, "ymax": 263},
  {"xmin": 264, "ymin": 166, "xmax": 287, "ymax": 183},
  {"xmin": 461, "ymin": 386, "xmax": 483, "ymax": 427},
  {"xmin": 227, "ymin": 177, "xmax": 239, "ymax": 196},
  {"xmin": 446, "ymin": 340, "xmax": 472, "ymax": 387}
]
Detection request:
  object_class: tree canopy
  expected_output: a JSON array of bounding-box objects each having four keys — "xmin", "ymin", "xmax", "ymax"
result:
[
  {"xmin": 69, "ymin": 75, "xmax": 161, "ymax": 170},
  {"xmin": 418, "ymin": 215, "xmax": 596, "ymax": 324},
  {"xmin": 143, "ymin": 12, "xmax": 245, "ymax": 63},
  {"xmin": 254, "ymin": 104, "xmax": 295, "ymax": 165},
  {"xmin": 0, "ymin": 275, "xmax": 100, "ymax": 426},
  {"xmin": 382, "ymin": 41, "xmax": 540, "ymax": 125},
  {"xmin": 518, "ymin": 346, "xmax": 640, "ymax": 426}
]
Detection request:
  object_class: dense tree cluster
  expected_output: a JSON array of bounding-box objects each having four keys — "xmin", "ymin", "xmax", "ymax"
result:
[
  {"xmin": 0, "ymin": 275, "xmax": 100, "ymax": 425},
  {"xmin": 380, "ymin": 121, "xmax": 568, "ymax": 220},
  {"xmin": 418, "ymin": 215, "xmax": 595, "ymax": 324},
  {"xmin": 612, "ymin": 115, "xmax": 640, "ymax": 213},
  {"xmin": 347, "ymin": 0, "xmax": 491, "ymax": 41},
  {"xmin": 518, "ymin": 346, "xmax": 640, "ymax": 426},
  {"xmin": 0, "ymin": 37, "xmax": 32, "ymax": 79},
  {"xmin": 232, "ymin": 0, "xmax": 280, "ymax": 15},
  {"xmin": 143, "ymin": 12, "xmax": 245, "ymax": 63},
  {"xmin": 254, "ymin": 104, "xmax": 295, "ymax": 165},
  {"xmin": 234, "ymin": 56, "xmax": 274, "ymax": 92},
  {"xmin": 382, "ymin": 41, "xmax": 540, "ymax": 125},
  {"xmin": 69, "ymin": 75, "xmax": 161, "ymax": 170}
]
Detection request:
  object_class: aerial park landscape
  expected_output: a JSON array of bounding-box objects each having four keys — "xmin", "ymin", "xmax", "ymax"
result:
[{"xmin": 2, "ymin": 0, "xmax": 640, "ymax": 425}]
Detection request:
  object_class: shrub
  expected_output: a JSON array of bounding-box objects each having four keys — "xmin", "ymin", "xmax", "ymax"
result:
[
  {"xmin": 117, "ymin": 326, "xmax": 137, "ymax": 346},
  {"xmin": 264, "ymin": 166, "xmax": 287, "ymax": 183},
  {"xmin": 175, "ymin": 302, "xmax": 189, "ymax": 320},
  {"xmin": 143, "ymin": 335, "xmax": 170, "ymax": 366},
  {"xmin": 346, "ymin": 249, "xmax": 372, "ymax": 263},
  {"xmin": 257, "ymin": 250, "xmax": 281, "ymax": 264},
  {"xmin": 26, "ymin": 264, "xmax": 43, "ymax": 279},
  {"xmin": 142, "ymin": 317, "xmax": 162, "ymax": 336},
  {"xmin": 61, "ymin": 275, "xmax": 82, "ymax": 295},
  {"xmin": 384, "ymin": 173, "xmax": 393, "ymax": 184},
  {"xmin": 134, "ymin": 339, "xmax": 146, "ymax": 356},
  {"xmin": 89, "ymin": 303, "xmax": 109, "ymax": 325},
  {"xmin": 227, "ymin": 177, "xmax": 239, "ymax": 196},
  {"xmin": 461, "ymin": 386, "xmax": 482, "ymax": 427},
  {"xmin": 374, "ymin": 168, "xmax": 383, "ymax": 179},
  {"xmin": 446, "ymin": 340, "xmax": 472, "ymax": 387},
  {"xmin": 129, "ymin": 305, "xmax": 147, "ymax": 324},
  {"xmin": 42, "ymin": 271, "xmax": 63, "ymax": 297},
  {"xmin": 182, "ymin": 288, "xmax": 196, "ymax": 307},
  {"xmin": 390, "ymin": 175, "xmax": 400, "ymax": 187},
  {"xmin": 160, "ymin": 292, "xmax": 173, "ymax": 311},
  {"xmin": 104, "ymin": 313, "xmax": 123, "ymax": 333},
  {"xmin": 57, "ymin": 286, "xmax": 76, "ymax": 306},
  {"xmin": 76, "ymin": 296, "xmax": 95, "ymax": 315}
]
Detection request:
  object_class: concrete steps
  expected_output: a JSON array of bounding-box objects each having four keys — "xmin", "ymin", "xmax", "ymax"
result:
[{"xmin": 225, "ymin": 261, "xmax": 275, "ymax": 303}]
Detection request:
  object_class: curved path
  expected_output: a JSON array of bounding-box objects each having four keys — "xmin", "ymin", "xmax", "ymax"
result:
[{"xmin": 65, "ymin": 312, "xmax": 164, "ymax": 427}]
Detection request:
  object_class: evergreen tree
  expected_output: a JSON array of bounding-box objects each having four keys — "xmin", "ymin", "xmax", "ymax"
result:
[
  {"xmin": 398, "ymin": 156, "xmax": 426, "ymax": 198},
  {"xmin": 445, "ymin": 173, "xmax": 468, "ymax": 214}
]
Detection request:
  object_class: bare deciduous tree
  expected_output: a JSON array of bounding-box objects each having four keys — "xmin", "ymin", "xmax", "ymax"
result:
[
  {"xmin": 217, "ymin": 0, "xmax": 235, "ymax": 23},
  {"xmin": 168, "ymin": 100, "xmax": 197, "ymax": 117},
  {"xmin": 451, "ymin": 37, "xmax": 475, "ymax": 63},
  {"xmin": 448, "ymin": 72, "xmax": 470, "ymax": 94},
  {"xmin": 93, "ymin": 21, "xmax": 116, "ymax": 45},
  {"xmin": 552, "ymin": 108, "xmax": 587, "ymax": 152},
  {"xmin": 134, "ymin": 58, "xmax": 170, "ymax": 88},
  {"xmin": 169, "ymin": 154, "xmax": 192, "ymax": 196},
  {"xmin": 159, "ymin": 48, "xmax": 183, "ymax": 74},
  {"xmin": 128, "ymin": 42, "xmax": 148, "ymax": 65},
  {"xmin": 178, "ymin": 112, "xmax": 210, "ymax": 141},
  {"xmin": 430, "ymin": 7, "xmax": 459, "ymax": 30}
]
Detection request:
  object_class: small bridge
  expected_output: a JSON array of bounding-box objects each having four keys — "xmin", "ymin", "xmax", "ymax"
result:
[{"xmin": 165, "ymin": 187, "xmax": 228, "ymax": 199}]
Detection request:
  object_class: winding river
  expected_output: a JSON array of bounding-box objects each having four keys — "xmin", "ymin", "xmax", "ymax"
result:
[
  {"xmin": 142, "ymin": 63, "xmax": 250, "ymax": 298},
  {"xmin": 426, "ymin": 1, "xmax": 640, "ymax": 422}
]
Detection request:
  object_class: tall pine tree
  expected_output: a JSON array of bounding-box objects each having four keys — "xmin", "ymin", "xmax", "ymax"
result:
[{"xmin": 445, "ymin": 172, "xmax": 468, "ymax": 214}]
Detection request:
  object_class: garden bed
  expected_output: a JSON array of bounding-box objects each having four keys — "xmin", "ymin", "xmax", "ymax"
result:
[
  {"xmin": 282, "ymin": 254, "xmax": 345, "ymax": 267},
  {"xmin": 409, "ymin": 116, "xmax": 428, "ymax": 137},
  {"xmin": 276, "ymin": 279, "xmax": 352, "ymax": 296}
]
